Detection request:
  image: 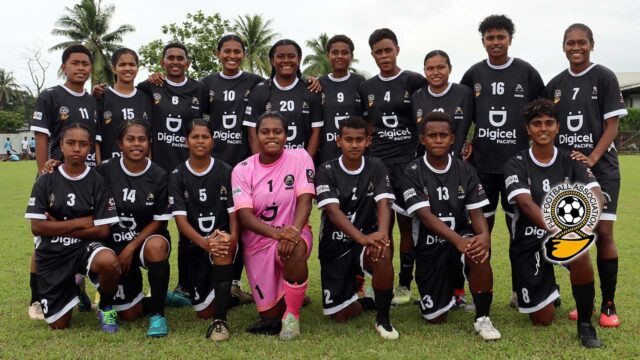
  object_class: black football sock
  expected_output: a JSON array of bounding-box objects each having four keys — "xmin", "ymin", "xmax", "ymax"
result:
[
  {"xmin": 147, "ymin": 259, "xmax": 170, "ymax": 316},
  {"xmin": 572, "ymin": 282, "xmax": 595, "ymax": 323},
  {"xmin": 141, "ymin": 297, "xmax": 152, "ymax": 316},
  {"xmin": 399, "ymin": 252, "xmax": 414, "ymax": 289},
  {"xmin": 98, "ymin": 287, "xmax": 114, "ymax": 310},
  {"xmin": 213, "ymin": 264, "xmax": 234, "ymax": 321},
  {"xmin": 177, "ymin": 242, "xmax": 189, "ymax": 290},
  {"xmin": 597, "ymin": 258, "xmax": 618, "ymax": 306},
  {"xmin": 30, "ymin": 272, "xmax": 39, "ymax": 304},
  {"xmin": 233, "ymin": 241, "xmax": 244, "ymax": 283},
  {"xmin": 374, "ymin": 289, "xmax": 393, "ymax": 323},
  {"xmin": 472, "ymin": 291, "xmax": 493, "ymax": 320}
]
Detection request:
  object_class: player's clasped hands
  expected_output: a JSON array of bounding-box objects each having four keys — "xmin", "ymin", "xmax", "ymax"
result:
[
  {"xmin": 362, "ymin": 232, "xmax": 390, "ymax": 262},
  {"xmin": 208, "ymin": 229, "xmax": 233, "ymax": 258},
  {"xmin": 276, "ymin": 225, "xmax": 302, "ymax": 261},
  {"xmin": 464, "ymin": 234, "xmax": 491, "ymax": 264}
]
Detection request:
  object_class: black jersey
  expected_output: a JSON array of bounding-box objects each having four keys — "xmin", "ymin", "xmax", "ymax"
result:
[
  {"xmin": 96, "ymin": 158, "xmax": 171, "ymax": 252},
  {"xmin": 98, "ymin": 87, "xmax": 152, "ymax": 159},
  {"xmin": 460, "ymin": 58, "xmax": 544, "ymax": 174},
  {"xmin": 137, "ymin": 78, "xmax": 208, "ymax": 173},
  {"xmin": 358, "ymin": 70, "xmax": 427, "ymax": 164},
  {"xmin": 201, "ymin": 71, "xmax": 264, "ymax": 166},
  {"xmin": 545, "ymin": 64, "xmax": 627, "ymax": 179},
  {"xmin": 400, "ymin": 154, "xmax": 489, "ymax": 260},
  {"xmin": 25, "ymin": 166, "xmax": 118, "ymax": 254},
  {"xmin": 31, "ymin": 85, "xmax": 100, "ymax": 166},
  {"xmin": 412, "ymin": 83, "xmax": 474, "ymax": 157},
  {"xmin": 244, "ymin": 77, "xmax": 323, "ymax": 150},
  {"xmin": 169, "ymin": 157, "xmax": 234, "ymax": 240},
  {"xmin": 316, "ymin": 73, "xmax": 366, "ymax": 165},
  {"xmin": 315, "ymin": 156, "xmax": 395, "ymax": 259},
  {"xmin": 504, "ymin": 148, "xmax": 599, "ymax": 253}
]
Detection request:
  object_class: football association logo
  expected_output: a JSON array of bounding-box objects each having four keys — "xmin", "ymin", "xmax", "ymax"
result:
[{"xmin": 542, "ymin": 183, "xmax": 600, "ymax": 264}]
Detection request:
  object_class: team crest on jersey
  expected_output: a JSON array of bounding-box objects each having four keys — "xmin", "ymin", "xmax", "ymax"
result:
[
  {"xmin": 59, "ymin": 106, "xmax": 70, "ymax": 121},
  {"xmin": 514, "ymin": 84, "xmax": 524, "ymax": 98},
  {"xmin": 474, "ymin": 83, "xmax": 481, "ymax": 97},
  {"xmin": 306, "ymin": 169, "xmax": 315, "ymax": 183},
  {"xmin": 192, "ymin": 97, "xmax": 200, "ymax": 105},
  {"xmin": 103, "ymin": 111, "xmax": 113, "ymax": 125},
  {"xmin": 265, "ymin": 102, "xmax": 272, "ymax": 112},
  {"xmin": 367, "ymin": 94, "xmax": 375, "ymax": 108},
  {"xmin": 542, "ymin": 183, "xmax": 600, "ymax": 264},
  {"xmin": 553, "ymin": 89, "xmax": 562, "ymax": 104},
  {"xmin": 107, "ymin": 197, "xmax": 116, "ymax": 211},
  {"xmin": 146, "ymin": 193, "xmax": 155, "ymax": 206},
  {"xmin": 457, "ymin": 185, "xmax": 465, "ymax": 199},
  {"xmin": 153, "ymin": 93, "xmax": 162, "ymax": 105},
  {"xmin": 302, "ymin": 101, "xmax": 310, "ymax": 113},
  {"xmin": 416, "ymin": 109, "xmax": 423, "ymax": 123},
  {"xmin": 591, "ymin": 86, "xmax": 598, "ymax": 99},
  {"xmin": 284, "ymin": 174, "xmax": 295, "ymax": 189},
  {"xmin": 48, "ymin": 193, "xmax": 55, "ymax": 207}
]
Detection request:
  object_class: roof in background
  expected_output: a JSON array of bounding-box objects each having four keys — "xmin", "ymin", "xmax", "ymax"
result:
[{"xmin": 616, "ymin": 72, "xmax": 640, "ymax": 91}]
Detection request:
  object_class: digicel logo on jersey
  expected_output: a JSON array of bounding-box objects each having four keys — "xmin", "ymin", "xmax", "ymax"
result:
[
  {"xmin": 477, "ymin": 127, "xmax": 517, "ymax": 144},
  {"xmin": 157, "ymin": 132, "xmax": 187, "ymax": 148},
  {"xmin": 377, "ymin": 127, "xmax": 412, "ymax": 141},
  {"xmin": 558, "ymin": 133, "xmax": 594, "ymax": 148},
  {"xmin": 214, "ymin": 130, "xmax": 242, "ymax": 144}
]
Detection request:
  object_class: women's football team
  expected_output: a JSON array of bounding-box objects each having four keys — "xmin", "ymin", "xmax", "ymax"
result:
[{"xmin": 24, "ymin": 14, "xmax": 625, "ymax": 348}]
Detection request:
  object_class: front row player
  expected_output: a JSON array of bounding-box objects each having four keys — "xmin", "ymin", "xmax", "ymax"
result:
[
  {"xmin": 504, "ymin": 99, "xmax": 603, "ymax": 348},
  {"xmin": 232, "ymin": 112, "xmax": 315, "ymax": 341},
  {"xmin": 170, "ymin": 119, "xmax": 238, "ymax": 341},
  {"xmin": 316, "ymin": 117, "xmax": 398, "ymax": 340},
  {"xmin": 400, "ymin": 112, "xmax": 501, "ymax": 341},
  {"xmin": 25, "ymin": 122, "xmax": 121, "ymax": 330}
]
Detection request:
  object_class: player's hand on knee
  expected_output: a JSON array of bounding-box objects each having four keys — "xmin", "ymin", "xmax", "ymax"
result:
[
  {"xmin": 277, "ymin": 239, "xmax": 296, "ymax": 261},
  {"xmin": 92, "ymin": 83, "xmax": 107, "ymax": 99},
  {"xmin": 209, "ymin": 230, "xmax": 232, "ymax": 258},
  {"xmin": 365, "ymin": 244, "xmax": 384, "ymax": 262},
  {"xmin": 118, "ymin": 245, "xmax": 135, "ymax": 275},
  {"xmin": 148, "ymin": 72, "xmax": 166, "ymax": 86},
  {"xmin": 465, "ymin": 234, "xmax": 490, "ymax": 264}
]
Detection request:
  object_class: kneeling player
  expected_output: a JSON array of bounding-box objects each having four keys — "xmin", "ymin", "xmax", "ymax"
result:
[
  {"xmin": 170, "ymin": 119, "xmax": 237, "ymax": 341},
  {"xmin": 316, "ymin": 116, "xmax": 398, "ymax": 340},
  {"xmin": 24, "ymin": 123, "xmax": 120, "ymax": 331},
  {"xmin": 400, "ymin": 112, "xmax": 501, "ymax": 340},
  {"xmin": 504, "ymin": 99, "xmax": 603, "ymax": 348}
]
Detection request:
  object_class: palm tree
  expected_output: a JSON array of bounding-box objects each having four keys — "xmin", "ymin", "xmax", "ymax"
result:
[
  {"xmin": 302, "ymin": 33, "xmax": 332, "ymax": 78},
  {"xmin": 234, "ymin": 14, "xmax": 278, "ymax": 77},
  {"xmin": 50, "ymin": 0, "xmax": 134, "ymax": 86},
  {"xmin": 0, "ymin": 69, "xmax": 20, "ymax": 110}
]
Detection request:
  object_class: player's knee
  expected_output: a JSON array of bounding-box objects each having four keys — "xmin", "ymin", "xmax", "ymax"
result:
[
  {"xmin": 530, "ymin": 306, "xmax": 554, "ymax": 326},
  {"xmin": 93, "ymin": 250, "xmax": 120, "ymax": 275},
  {"xmin": 290, "ymin": 241, "xmax": 308, "ymax": 261},
  {"xmin": 144, "ymin": 236, "xmax": 169, "ymax": 260}
]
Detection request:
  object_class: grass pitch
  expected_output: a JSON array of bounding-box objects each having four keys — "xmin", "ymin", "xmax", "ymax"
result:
[{"xmin": 0, "ymin": 157, "xmax": 638, "ymax": 359}]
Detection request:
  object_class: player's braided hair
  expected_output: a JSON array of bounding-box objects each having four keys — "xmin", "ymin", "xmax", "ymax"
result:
[
  {"xmin": 117, "ymin": 119, "xmax": 150, "ymax": 142},
  {"xmin": 563, "ymin": 23, "xmax": 594, "ymax": 45},
  {"xmin": 523, "ymin": 99, "xmax": 558, "ymax": 124},
  {"xmin": 60, "ymin": 122, "xmax": 92, "ymax": 143},
  {"xmin": 478, "ymin": 14, "xmax": 515, "ymax": 37},
  {"xmin": 268, "ymin": 39, "xmax": 303, "ymax": 81}
]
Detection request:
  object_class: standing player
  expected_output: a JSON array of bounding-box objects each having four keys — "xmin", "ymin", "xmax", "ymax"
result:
[
  {"xmin": 97, "ymin": 48, "xmax": 151, "ymax": 160},
  {"xmin": 232, "ymin": 112, "xmax": 315, "ymax": 341},
  {"xmin": 169, "ymin": 119, "xmax": 238, "ymax": 341},
  {"xmin": 412, "ymin": 50, "xmax": 474, "ymax": 308},
  {"xmin": 316, "ymin": 117, "xmax": 398, "ymax": 339},
  {"xmin": 460, "ymin": 15, "xmax": 544, "ymax": 306},
  {"xmin": 24, "ymin": 123, "xmax": 120, "ymax": 331},
  {"xmin": 97, "ymin": 120, "xmax": 172, "ymax": 337},
  {"xmin": 359, "ymin": 28, "xmax": 427, "ymax": 305},
  {"xmin": 29, "ymin": 45, "xmax": 102, "ymax": 319},
  {"xmin": 400, "ymin": 111, "xmax": 500, "ymax": 340},
  {"xmin": 504, "ymin": 98, "xmax": 603, "ymax": 348},
  {"xmin": 200, "ymin": 35, "xmax": 263, "ymax": 304},
  {"xmin": 545, "ymin": 23, "xmax": 626, "ymax": 327},
  {"xmin": 244, "ymin": 40, "xmax": 323, "ymax": 158},
  {"xmin": 316, "ymin": 35, "xmax": 366, "ymax": 165}
]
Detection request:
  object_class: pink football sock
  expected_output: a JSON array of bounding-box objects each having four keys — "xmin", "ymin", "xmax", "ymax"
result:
[{"xmin": 283, "ymin": 280, "xmax": 308, "ymax": 320}]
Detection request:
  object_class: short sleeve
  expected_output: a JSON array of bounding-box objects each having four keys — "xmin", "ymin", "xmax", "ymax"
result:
[
  {"xmin": 93, "ymin": 175, "xmax": 118, "ymax": 226},
  {"xmin": 231, "ymin": 163, "xmax": 254, "ymax": 210},
  {"xmin": 528, "ymin": 66, "xmax": 545, "ymax": 101},
  {"xmin": 31, "ymin": 92, "xmax": 52, "ymax": 136},
  {"xmin": 399, "ymin": 163, "xmax": 430, "ymax": 216},
  {"xmin": 243, "ymin": 83, "xmax": 266, "ymax": 128},
  {"xmin": 223, "ymin": 167, "xmax": 235, "ymax": 214},
  {"xmin": 310, "ymin": 90, "xmax": 324, "ymax": 128},
  {"xmin": 168, "ymin": 169, "xmax": 187, "ymax": 216},
  {"xmin": 460, "ymin": 67, "xmax": 474, "ymax": 89},
  {"xmin": 25, "ymin": 176, "xmax": 49, "ymax": 220},
  {"xmin": 453, "ymin": 85, "xmax": 474, "ymax": 156},
  {"xmin": 372, "ymin": 160, "xmax": 395, "ymax": 203},
  {"xmin": 153, "ymin": 171, "xmax": 172, "ymax": 221},
  {"xmin": 600, "ymin": 69, "xmax": 628, "ymax": 120},
  {"xmin": 504, "ymin": 156, "xmax": 531, "ymax": 204},
  {"xmin": 573, "ymin": 159, "xmax": 600, "ymax": 190},
  {"xmin": 315, "ymin": 163, "xmax": 339, "ymax": 209},
  {"xmin": 136, "ymin": 80, "xmax": 152, "ymax": 95},
  {"xmin": 464, "ymin": 164, "xmax": 490, "ymax": 210},
  {"xmin": 295, "ymin": 150, "xmax": 316, "ymax": 197},
  {"xmin": 408, "ymin": 72, "xmax": 428, "ymax": 93}
]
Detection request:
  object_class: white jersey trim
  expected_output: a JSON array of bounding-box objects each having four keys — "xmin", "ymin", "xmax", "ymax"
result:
[
  {"xmin": 407, "ymin": 201, "xmax": 430, "ymax": 216},
  {"xmin": 153, "ymin": 214, "xmax": 173, "ymax": 221},
  {"xmin": 374, "ymin": 193, "xmax": 395, "ymax": 202},
  {"xmin": 322, "ymin": 293, "xmax": 359, "ymax": 315},
  {"xmin": 568, "ymin": 63, "xmax": 597, "ymax": 77},
  {"xmin": 328, "ymin": 73, "xmax": 351, "ymax": 82},
  {"xmin": 95, "ymin": 216, "xmax": 119, "ymax": 226},
  {"xmin": 585, "ymin": 181, "xmax": 600, "ymax": 190},
  {"xmin": 529, "ymin": 147, "xmax": 558, "ymax": 168},
  {"xmin": 30, "ymin": 126, "xmax": 51, "ymax": 136},
  {"xmin": 59, "ymin": 165, "xmax": 91, "ymax": 181},
  {"xmin": 600, "ymin": 213, "xmax": 617, "ymax": 221},
  {"xmin": 428, "ymin": 82, "xmax": 453, "ymax": 98},
  {"xmin": 518, "ymin": 289, "xmax": 560, "ymax": 314},
  {"xmin": 466, "ymin": 199, "xmax": 490, "ymax": 210},
  {"xmin": 243, "ymin": 120, "xmax": 257, "ymax": 128},
  {"xmin": 312, "ymin": 121, "xmax": 324, "ymax": 128},
  {"xmin": 392, "ymin": 202, "xmax": 409, "ymax": 216},
  {"xmin": 507, "ymin": 188, "xmax": 531, "ymax": 203},
  {"xmin": 317, "ymin": 198, "xmax": 339, "ymax": 209},
  {"xmin": 423, "ymin": 154, "xmax": 452, "ymax": 174},
  {"xmin": 45, "ymin": 297, "xmax": 80, "ymax": 324},
  {"xmin": 339, "ymin": 156, "xmax": 365, "ymax": 175},
  {"xmin": 25, "ymin": 213, "xmax": 47, "ymax": 220},
  {"xmin": 604, "ymin": 108, "xmax": 628, "ymax": 120},
  {"xmin": 193, "ymin": 288, "xmax": 216, "ymax": 312},
  {"xmin": 227, "ymin": 206, "xmax": 235, "ymax": 214},
  {"xmin": 422, "ymin": 296, "xmax": 456, "ymax": 320},
  {"xmin": 108, "ymin": 87, "xmax": 137, "ymax": 98},
  {"xmin": 220, "ymin": 70, "xmax": 243, "ymax": 80},
  {"xmin": 486, "ymin": 57, "xmax": 514, "ymax": 70},
  {"xmin": 172, "ymin": 210, "xmax": 188, "ymax": 216},
  {"xmin": 61, "ymin": 84, "xmax": 86, "ymax": 97},
  {"xmin": 120, "ymin": 157, "xmax": 151, "ymax": 177},
  {"xmin": 112, "ymin": 292, "xmax": 144, "ymax": 312},
  {"xmin": 186, "ymin": 157, "xmax": 215, "ymax": 177},
  {"xmin": 166, "ymin": 77, "xmax": 188, "ymax": 87},
  {"xmin": 378, "ymin": 69, "xmax": 404, "ymax": 82},
  {"xmin": 273, "ymin": 77, "xmax": 299, "ymax": 91}
]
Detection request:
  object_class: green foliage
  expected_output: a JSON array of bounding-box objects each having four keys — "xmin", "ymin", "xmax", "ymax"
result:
[
  {"xmin": 302, "ymin": 33, "xmax": 360, "ymax": 78},
  {"xmin": 0, "ymin": 69, "xmax": 20, "ymax": 111},
  {"xmin": 138, "ymin": 11, "xmax": 230, "ymax": 80},
  {"xmin": 233, "ymin": 14, "xmax": 279, "ymax": 77},
  {"xmin": 620, "ymin": 108, "xmax": 640, "ymax": 131},
  {"xmin": 50, "ymin": 0, "xmax": 135, "ymax": 86},
  {"xmin": 0, "ymin": 110, "xmax": 24, "ymax": 132}
]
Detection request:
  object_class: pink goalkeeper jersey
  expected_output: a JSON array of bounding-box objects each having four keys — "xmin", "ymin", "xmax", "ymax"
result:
[{"xmin": 232, "ymin": 149, "xmax": 316, "ymax": 255}]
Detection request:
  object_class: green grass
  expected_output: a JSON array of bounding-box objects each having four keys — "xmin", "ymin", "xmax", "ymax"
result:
[{"xmin": 1, "ymin": 157, "xmax": 639, "ymax": 359}]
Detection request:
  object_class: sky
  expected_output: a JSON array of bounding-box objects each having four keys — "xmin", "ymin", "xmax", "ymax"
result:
[{"xmin": 1, "ymin": 0, "xmax": 639, "ymax": 93}]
